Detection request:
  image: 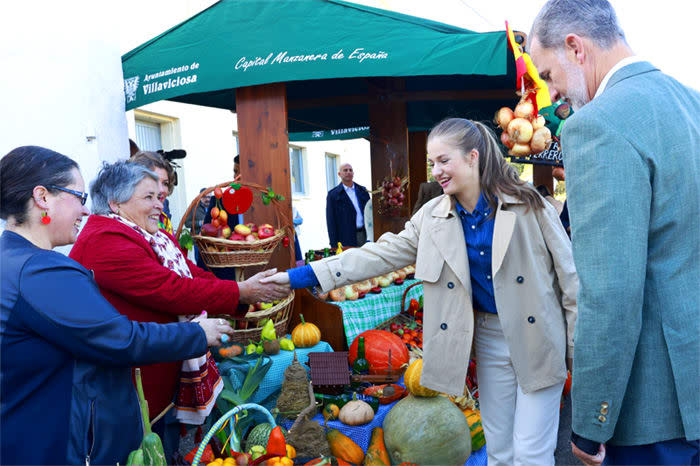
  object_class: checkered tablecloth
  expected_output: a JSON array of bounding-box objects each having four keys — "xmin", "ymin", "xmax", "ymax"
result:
[{"xmin": 336, "ymin": 279, "xmax": 423, "ymax": 347}]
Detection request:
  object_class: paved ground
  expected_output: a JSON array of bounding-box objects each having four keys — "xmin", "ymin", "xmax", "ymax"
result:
[{"xmin": 555, "ymin": 393, "xmax": 579, "ymax": 466}]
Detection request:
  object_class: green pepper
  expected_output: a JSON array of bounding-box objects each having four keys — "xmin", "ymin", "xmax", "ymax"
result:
[
  {"xmin": 246, "ymin": 343, "xmax": 257, "ymax": 354},
  {"xmin": 129, "ymin": 368, "xmax": 167, "ymax": 466},
  {"xmin": 126, "ymin": 448, "xmax": 144, "ymax": 466},
  {"xmin": 260, "ymin": 319, "xmax": 277, "ymax": 341},
  {"xmin": 256, "ymin": 344, "xmax": 264, "ymax": 354},
  {"xmin": 279, "ymin": 338, "xmax": 295, "ymax": 351}
]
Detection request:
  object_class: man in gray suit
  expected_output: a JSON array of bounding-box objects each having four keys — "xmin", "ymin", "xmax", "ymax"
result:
[{"xmin": 530, "ymin": 1, "xmax": 699, "ymax": 464}]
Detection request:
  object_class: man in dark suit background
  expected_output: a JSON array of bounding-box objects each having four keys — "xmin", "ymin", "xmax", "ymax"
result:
[
  {"xmin": 326, "ymin": 163, "xmax": 369, "ymax": 247},
  {"xmin": 411, "ymin": 180, "xmax": 443, "ymax": 215}
]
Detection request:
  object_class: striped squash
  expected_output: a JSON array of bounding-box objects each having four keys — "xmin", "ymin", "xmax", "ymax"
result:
[
  {"xmin": 463, "ymin": 408, "xmax": 485, "ymax": 452},
  {"xmin": 403, "ymin": 359, "xmax": 439, "ymax": 397}
]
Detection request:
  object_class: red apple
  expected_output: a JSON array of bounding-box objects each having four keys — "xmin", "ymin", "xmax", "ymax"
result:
[
  {"xmin": 201, "ymin": 223, "xmax": 219, "ymax": 237},
  {"xmin": 258, "ymin": 225, "xmax": 275, "ymax": 239},
  {"xmin": 245, "ymin": 222, "xmax": 258, "ymax": 233},
  {"xmin": 245, "ymin": 234, "xmax": 257, "ymax": 242},
  {"xmin": 230, "ymin": 233, "xmax": 246, "ymax": 241},
  {"xmin": 221, "ymin": 226, "xmax": 232, "ymax": 239}
]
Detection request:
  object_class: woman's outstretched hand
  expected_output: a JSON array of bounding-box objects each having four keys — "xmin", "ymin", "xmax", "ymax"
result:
[{"xmin": 238, "ymin": 268, "xmax": 290, "ymax": 304}]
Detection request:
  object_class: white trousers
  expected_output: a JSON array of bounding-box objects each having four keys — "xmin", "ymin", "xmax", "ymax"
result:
[{"xmin": 474, "ymin": 311, "xmax": 563, "ymax": 466}]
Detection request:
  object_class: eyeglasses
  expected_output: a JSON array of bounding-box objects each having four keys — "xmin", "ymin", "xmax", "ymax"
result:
[{"xmin": 46, "ymin": 185, "xmax": 88, "ymax": 205}]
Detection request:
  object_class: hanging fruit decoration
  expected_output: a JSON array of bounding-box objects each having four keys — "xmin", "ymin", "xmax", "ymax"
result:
[{"xmin": 222, "ymin": 182, "xmax": 254, "ymax": 214}]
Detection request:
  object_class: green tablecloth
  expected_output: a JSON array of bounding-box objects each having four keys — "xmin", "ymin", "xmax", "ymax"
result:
[{"xmin": 336, "ymin": 279, "xmax": 423, "ymax": 347}]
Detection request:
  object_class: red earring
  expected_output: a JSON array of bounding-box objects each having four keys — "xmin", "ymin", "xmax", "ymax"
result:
[{"xmin": 41, "ymin": 211, "xmax": 51, "ymax": 224}]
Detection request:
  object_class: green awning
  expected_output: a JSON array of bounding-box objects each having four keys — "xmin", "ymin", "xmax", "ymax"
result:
[{"xmin": 122, "ymin": 0, "xmax": 516, "ymax": 132}]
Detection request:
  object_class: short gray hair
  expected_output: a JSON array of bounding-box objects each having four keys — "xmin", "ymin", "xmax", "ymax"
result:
[
  {"xmin": 90, "ymin": 161, "xmax": 158, "ymax": 215},
  {"xmin": 531, "ymin": 0, "xmax": 625, "ymax": 50}
]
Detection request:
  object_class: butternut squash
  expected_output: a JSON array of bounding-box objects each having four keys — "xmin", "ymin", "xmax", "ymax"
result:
[{"xmin": 403, "ymin": 359, "xmax": 439, "ymax": 397}]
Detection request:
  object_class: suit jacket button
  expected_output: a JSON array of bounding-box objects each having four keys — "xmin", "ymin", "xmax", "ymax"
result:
[
  {"xmin": 600, "ymin": 407, "xmax": 609, "ymax": 415},
  {"xmin": 598, "ymin": 415, "xmax": 607, "ymax": 423},
  {"xmin": 440, "ymin": 323, "xmax": 448, "ymax": 330},
  {"xmin": 447, "ymin": 282, "xmax": 454, "ymax": 289},
  {"xmin": 336, "ymin": 272, "xmax": 341, "ymax": 277},
  {"xmin": 527, "ymin": 316, "xmax": 535, "ymax": 323},
  {"xmin": 516, "ymin": 276, "xmax": 524, "ymax": 283}
]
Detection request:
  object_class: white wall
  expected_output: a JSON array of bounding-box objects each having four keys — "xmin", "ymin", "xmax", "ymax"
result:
[
  {"xmin": 0, "ymin": 1, "xmax": 130, "ymax": 245},
  {"xmin": 292, "ymin": 139, "xmax": 371, "ymax": 251}
]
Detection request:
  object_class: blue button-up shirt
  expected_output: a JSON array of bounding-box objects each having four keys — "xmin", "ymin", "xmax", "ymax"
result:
[{"xmin": 456, "ymin": 194, "xmax": 497, "ymax": 314}]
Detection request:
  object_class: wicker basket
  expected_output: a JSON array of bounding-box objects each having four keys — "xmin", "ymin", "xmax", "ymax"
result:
[
  {"xmin": 193, "ymin": 228, "xmax": 285, "ymax": 268},
  {"xmin": 222, "ymin": 290, "xmax": 295, "ymax": 344},
  {"xmin": 174, "ymin": 180, "xmax": 292, "ymax": 268}
]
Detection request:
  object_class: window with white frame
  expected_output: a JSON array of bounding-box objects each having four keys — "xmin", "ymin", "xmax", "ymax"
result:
[
  {"xmin": 135, "ymin": 120, "xmax": 163, "ymax": 151},
  {"xmin": 325, "ymin": 153, "xmax": 339, "ymax": 191},
  {"xmin": 289, "ymin": 146, "xmax": 305, "ymax": 195}
]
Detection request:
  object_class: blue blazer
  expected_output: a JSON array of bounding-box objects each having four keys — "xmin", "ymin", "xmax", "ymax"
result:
[
  {"xmin": 326, "ymin": 182, "xmax": 370, "ymax": 247},
  {"xmin": 0, "ymin": 231, "xmax": 207, "ymax": 465},
  {"xmin": 562, "ymin": 61, "xmax": 700, "ymax": 445}
]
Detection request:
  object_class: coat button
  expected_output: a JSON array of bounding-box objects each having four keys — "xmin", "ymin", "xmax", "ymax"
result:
[
  {"xmin": 447, "ymin": 282, "xmax": 454, "ymax": 289},
  {"xmin": 440, "ymin": 323, "xmax": 448, "ymax": 330},
  {"xmin": 600, "ymin": 406, "xmax": 609, "ymax": 415},
  {"xmin": 336, "ymin": 272, "xmax": 341, "ymax": 277},
  {"xmin": 516, "ymin": 276, "xmax": 524, "ymax": 283},
  {"xmin": 527, "ymin": 316, "xmax": 535, "ymax": 323},
  {"xmin": 598, "ymin": 415, "xmax": 607, "ymax": 423}
]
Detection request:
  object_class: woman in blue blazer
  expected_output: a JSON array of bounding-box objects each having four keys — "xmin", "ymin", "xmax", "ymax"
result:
[{"xmin": 0, "ymin": 146, "xmax": 234, "ymax": 465}]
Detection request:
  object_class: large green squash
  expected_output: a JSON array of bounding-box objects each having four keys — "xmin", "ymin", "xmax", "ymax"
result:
[{"xmin": 383, "ymin": 395, "xmax": 471, "ymax": 465}]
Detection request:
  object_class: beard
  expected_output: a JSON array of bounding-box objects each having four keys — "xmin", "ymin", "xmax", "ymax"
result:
[{"xmin": 555, "ymin": 50, "xmax": 590, "ymax": 111}]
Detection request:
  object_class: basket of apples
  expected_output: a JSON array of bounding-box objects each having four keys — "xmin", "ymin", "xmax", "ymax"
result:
[
  {"xmin": 495, "ymin": 90, "xmax": 553, "ymax": 157},
  {"xmin": 176, "ymin": 180, "xmax": 292, "ymax": 268}
]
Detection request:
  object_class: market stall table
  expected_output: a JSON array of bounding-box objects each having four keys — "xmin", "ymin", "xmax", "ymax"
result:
[
  {"xmin": 281, "ymin": 388, "xmax": 487, "ymax": 465},
  {"xmin": 215, "ymin": 338, "xmax": 333, "ymax": 409}
]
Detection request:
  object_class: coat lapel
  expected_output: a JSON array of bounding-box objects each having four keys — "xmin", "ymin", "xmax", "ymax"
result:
[
  {"xmin": 492, "ymin": 196, "xmax": 517, "ymax": 277},
  {"xmin": 429, "ymin": 196, "xmax": 470, "ymax": 290}
]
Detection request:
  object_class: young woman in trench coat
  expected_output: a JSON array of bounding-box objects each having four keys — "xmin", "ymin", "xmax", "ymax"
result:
[{"xmin": 264, "ymin": 118, "xmax": 578, "ymax": 466}]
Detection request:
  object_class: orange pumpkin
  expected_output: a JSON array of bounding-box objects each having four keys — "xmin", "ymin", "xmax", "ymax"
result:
[
  {"xmin": 403, "ymin": 359, "xmax": 439, "ymax": 397},
  {"xmin": 348, "ymin": 330, "xmax": 409, "ymax": 375},
  {"xmin": 291, "ymin": 314, "xmax": 321, "ymax": 348}
]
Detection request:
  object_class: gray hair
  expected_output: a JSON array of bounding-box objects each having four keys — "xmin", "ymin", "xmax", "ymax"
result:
[
  {"xmin": 530, "ymin": 0, "xmax": 625, "ymax": 50},
  {"xmin": 90, "ymin": 161, "xmax": 158, "ymax": 215}
]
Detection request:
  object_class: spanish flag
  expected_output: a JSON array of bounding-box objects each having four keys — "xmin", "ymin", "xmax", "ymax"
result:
[{"xmin": 505, "ymin": 21, "xmax": 552, "ymax": 113}]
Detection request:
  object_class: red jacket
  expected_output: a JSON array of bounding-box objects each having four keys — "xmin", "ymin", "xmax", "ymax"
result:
[{"xmin": 70, "ymin": 215, "xmax": 240, "ymax": 418}]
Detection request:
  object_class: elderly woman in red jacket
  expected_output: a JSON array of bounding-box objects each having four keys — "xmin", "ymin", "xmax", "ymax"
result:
[{"xmin": 70, "ymin": 161, "xmax": 289, "ymax": 461}]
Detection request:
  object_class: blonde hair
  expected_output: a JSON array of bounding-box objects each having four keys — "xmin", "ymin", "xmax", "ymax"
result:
[{"xmin": 427, "ymin": 118, "xmax": 544, "ymax": 214}]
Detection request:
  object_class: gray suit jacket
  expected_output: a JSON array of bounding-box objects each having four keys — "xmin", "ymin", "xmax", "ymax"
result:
[{"xmin": 562, "ymin": 61, "xmax": 700, "ymax": 445}]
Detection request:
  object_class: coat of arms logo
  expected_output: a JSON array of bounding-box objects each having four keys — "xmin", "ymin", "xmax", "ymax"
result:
[{"xmin": 124, "ymin": 76, "xmax": 140, "ymax": 103}]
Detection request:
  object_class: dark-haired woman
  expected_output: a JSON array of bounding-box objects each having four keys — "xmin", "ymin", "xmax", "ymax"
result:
[
  {"xmin": 263, "ymin": 118, "xmax": 579, "ymax": 465},
  {"xmin": 0, "ymin": 146, "xmax": 235, "ymax": 465}
]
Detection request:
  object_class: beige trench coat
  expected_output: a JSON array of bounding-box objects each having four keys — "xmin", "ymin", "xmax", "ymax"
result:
[{"xmin": 311, "ymin": 193, "xmax": 578, "ymax": 395}]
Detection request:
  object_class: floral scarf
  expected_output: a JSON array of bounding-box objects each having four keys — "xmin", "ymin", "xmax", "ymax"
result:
[{"xmin": 108, "ymin": 214, "xmax": 222, "ymax": 425}]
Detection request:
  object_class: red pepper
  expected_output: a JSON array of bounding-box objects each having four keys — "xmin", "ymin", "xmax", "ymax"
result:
[{"xmin": 266, "ymin": 426, "xmax": 287, "ymax": 456}]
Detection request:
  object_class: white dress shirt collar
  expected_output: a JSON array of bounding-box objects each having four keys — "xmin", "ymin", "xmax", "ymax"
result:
[{"xmin": 594, "ymin": 56, "xmax": 644, "ymax": 99}]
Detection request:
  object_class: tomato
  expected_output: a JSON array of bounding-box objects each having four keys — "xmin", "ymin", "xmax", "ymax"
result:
[{"xmin": 213, "ymin": 187, "xmax": 224, "ymax": 199}]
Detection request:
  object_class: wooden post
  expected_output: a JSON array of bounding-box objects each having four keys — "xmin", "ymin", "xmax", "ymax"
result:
[
  {"xmin": 235, "ymin": 83, "xmax": 295, "ymax": 272},
  {"xmin": 368, "ymin": 78, "xmax": 409, "ymax": 238},
  {"xmin": 407, "ymin": 131, "xmax": 428, "ymax": 213}
]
